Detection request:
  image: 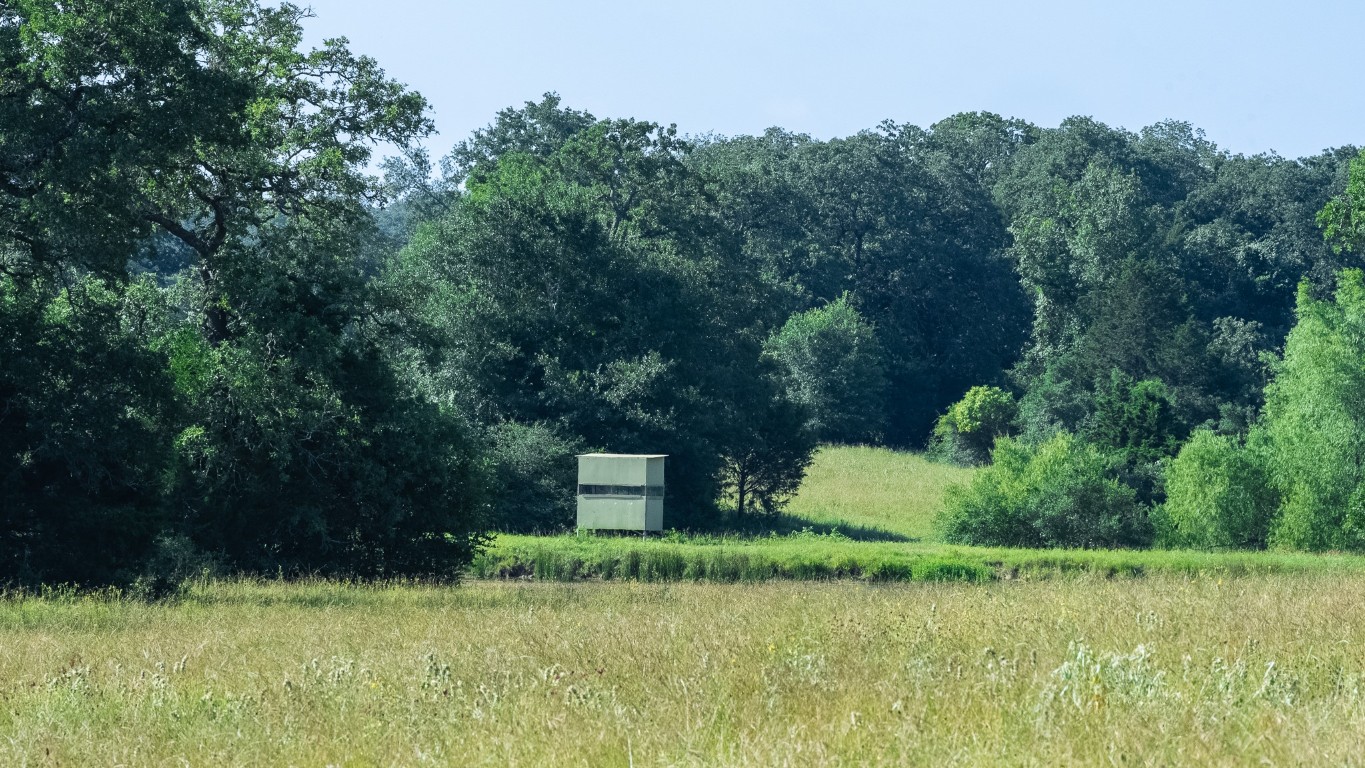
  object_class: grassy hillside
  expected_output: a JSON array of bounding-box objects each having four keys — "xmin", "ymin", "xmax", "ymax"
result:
[
  {"xmin": 6, "ymin": 576, "xmax": 1365, "ymax": 765},
  {"xmin": 783, "ymin": 445, "xmax": 976, "ymax": 540}
]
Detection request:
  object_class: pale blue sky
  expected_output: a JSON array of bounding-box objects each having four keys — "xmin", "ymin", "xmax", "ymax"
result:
[{"xmin": 301, "ymin": 0, "xmax": 1362, "ymax": 161}]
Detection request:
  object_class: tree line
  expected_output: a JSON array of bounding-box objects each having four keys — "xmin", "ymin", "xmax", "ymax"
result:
[{"xmin": 2, "ymin": 0, "xmax": 1363, "ymax": 586}]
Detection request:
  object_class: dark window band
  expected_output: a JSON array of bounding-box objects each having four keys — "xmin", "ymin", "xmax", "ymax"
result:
[{"xmin": 578, "ymin": 484, "xmax": 665, "ymax": 498}]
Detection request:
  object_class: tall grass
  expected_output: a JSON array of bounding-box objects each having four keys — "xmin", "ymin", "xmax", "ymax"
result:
[
  {"xmin": 476, "ymin": 531, "xmax": 1365, "ymax": 583},
  {"xmin": 5, "ymin": 576, "xmax": 1365, "ymax": 765}
]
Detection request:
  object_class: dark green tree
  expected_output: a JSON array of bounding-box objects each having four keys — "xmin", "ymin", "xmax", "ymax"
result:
[
  {"xmin": 2, "ymin": 0, "xmax": 488, "ymax": 580},
  {"xmin": 390, "ymin": 116, "xmax": 810, "ymax": 526}
]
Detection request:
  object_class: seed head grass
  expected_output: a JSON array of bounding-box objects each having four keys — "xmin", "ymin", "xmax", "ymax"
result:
[{"xmin": 5, "ymin": 576, "xmax": 1365, "ymax": 765}]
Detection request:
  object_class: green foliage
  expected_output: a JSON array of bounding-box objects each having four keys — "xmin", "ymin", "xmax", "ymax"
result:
[
  {"xmin": 1317, "ymin": 149, "xmax": 1365, "ymax": 254},
  {"xmin": 1258, "ymin": 271, "xmax": 1365, "ymax": 551},
  {"xmin": 689, "ymin": 121, "xmax": 1032, "ymax": 444},
  {"xmin": 486, "ymin": 422, "xmax": 585, "ymax": 534},
  {"xmin": 1085, "ymin": 372, "xmax": 1183, "ymax": 465},
  {"xmin": 719, "ymin": 390, "xmax": 817, "ymax": 516},
  {"xmin": 1158, "ymin": 430, "xmax": 1277, "ymax": 550},
  {"xmin": 997, "ymin": 118, "xmax": 1355, "ymax": 450},
  {"xmin": 938, "ymin": 434, "xmax": 1152, "ymax": 549},
  {"xmin": 0, "ymin": 275, "xmax": 178, "ymax": 585},
  {"xmin": 390, "ymin": 114, "xmax": 815, "ymax": 527},
  {"xmin": 766, "ymin": 295, "xmax": 887, "ymax": 444},
  {"xmin": 929, "ymin": 386, "xmax": 1017, "ymax": 466},
  {"xmin": 4, "ymin": 0, "xmax": 1364, "ymax": 583},
  {"xmin": 168, "ymin": 327, "xmax": 490, "ymax": 577},
  {"xmin": 1, "ymin": 0, "xmax": 486, "ymax": 583}
]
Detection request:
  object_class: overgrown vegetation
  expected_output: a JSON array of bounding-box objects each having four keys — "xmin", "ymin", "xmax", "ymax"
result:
[
  {"xmin": 6, "ymin": 0, "xmax": 1365, "ymax": 587},
  {"xmin": 475, "ymin": 446, "xmax": 1365, "ymax": 584},
  {"xmin": 8, "ymin": 576, "xmax": 1365, "ymax": 764},
  {"xmin": 938, "ymin": 434, "xmax": 1152, "ymax": 549}
]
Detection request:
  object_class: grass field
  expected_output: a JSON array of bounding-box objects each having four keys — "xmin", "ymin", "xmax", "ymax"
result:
[
  {"xmin": 782, "ymin": 445, "xmax": 976, "ymax": 540},
  {"xmin": 8, "ymin": 445, "xmax": 1365, "ymax": 765},
  {"xmin": 5, "ymin": 576, "xmax": 1365, "ymax": 766},
  {"xmin": 477, "ymin": 446, "xmax": 1365, "ymax": 583}
]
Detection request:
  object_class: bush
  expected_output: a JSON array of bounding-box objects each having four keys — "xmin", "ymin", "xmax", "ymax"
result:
[
  {"xmin": 0, "ymin": 276, "xmax": 177, "ymax": 587},
  {"xmin": 1157, "ymin": 430, "xmax": 1277, "ymax": 550},
  {"xmin": 937, "ymin": 433, "xmax": 1152, "ymax": 549},
  {"xmin": 1084, "ymin": 371, "xmax": 1184, "ymax": 466},
  {"xmin": 929, "ymin": 385, "xmax": 1017, "ymax": 465}
]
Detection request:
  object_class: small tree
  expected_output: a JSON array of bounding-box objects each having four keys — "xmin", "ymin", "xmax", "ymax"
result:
[
  {"xmin": 929, "ymin": 385, "xmax": 1018, "ymax": 465},
  {"xmin": 1157, "ymin": 430, "xmax": 1277, "ymax": 550},
  {"xmin": 766, "ymin": 295, "xmax": 888, "ymax": 444},
  {"xmin": 720, "ymin": 396, "xmax": 816, "ymax": 515}
]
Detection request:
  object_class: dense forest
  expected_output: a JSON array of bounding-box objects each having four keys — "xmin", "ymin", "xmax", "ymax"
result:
[{"xmin": 3, "ymin": 0, "xmax": 1364, "ymax": 586}]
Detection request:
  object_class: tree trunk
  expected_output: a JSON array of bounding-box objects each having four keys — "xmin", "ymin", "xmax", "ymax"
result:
[
  {"xmin": 735, "ymin": 462, "xmax": 748, "ymax": 515},
  {"xmin": 199, "ymin": 262, "xmax": 230, "ymax": 345}
]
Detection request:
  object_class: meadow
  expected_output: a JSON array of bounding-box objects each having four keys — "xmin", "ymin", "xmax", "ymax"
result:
[
  {"xmin": 5, "ymin": 576, "xmax": 1365, "ymax": 766},
  {"xmin": 8, "ymin": 446, "xmax": 1365, "ymax": 766}
]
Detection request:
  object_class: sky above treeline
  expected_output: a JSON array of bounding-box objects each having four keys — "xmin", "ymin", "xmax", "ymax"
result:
[{"xmin": 302, "ymin": 0, "xmax": 1363, "ymax": 162}]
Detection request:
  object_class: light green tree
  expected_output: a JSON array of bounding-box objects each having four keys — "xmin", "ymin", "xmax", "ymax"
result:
[
  {"xmin": 1317, "ymin": 149, "xmax": 1365, "ymax": 254},
  {"xmin": 929, "ymin": 386, "xmax": 1017, "ymax": 465},
  {"xmin": 1258, "ymin": 271, "xmax": 1365, "ymax": 550},
  {"xmin": 766, "ymin": 295, "xmax": 888, "ymax": 444}
]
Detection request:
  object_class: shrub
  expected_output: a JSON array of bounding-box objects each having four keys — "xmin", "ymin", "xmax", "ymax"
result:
[
  {"xmin": 1157, "ymin": 430, "xmax": 1278, "ymax": 550},
  {"xmin": 929, "ymin": 385, "xmax": 1017, "ymax": 465},
  {"xmin": 937, "ymin": 433, "xmax": 1152, "ymax": 549},
  {"xmin": 1084, "ymin": 371, "xmax": 1183, "ymax": 466}
]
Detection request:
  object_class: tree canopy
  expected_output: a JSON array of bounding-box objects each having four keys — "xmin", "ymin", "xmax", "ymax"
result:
[{"xmin": 4, "ymin": 2, "xmax": 1365, "ymax": 584}]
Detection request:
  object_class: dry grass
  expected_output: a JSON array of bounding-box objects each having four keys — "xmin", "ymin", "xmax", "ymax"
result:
[{"xmin": 5, "ymin": 575, "xmax": 1365, "ymax": 766}]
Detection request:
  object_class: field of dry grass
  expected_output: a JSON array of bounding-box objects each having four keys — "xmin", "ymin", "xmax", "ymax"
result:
[{"xmin": 5, "ymin": 575, "xmax": 1365, "ymax": 766}]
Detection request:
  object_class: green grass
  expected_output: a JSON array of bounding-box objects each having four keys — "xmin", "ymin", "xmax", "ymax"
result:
[
  {"xmin": 475, "ymin": 531, "xmax": 1365, "ymax": 583},
  {"xmin": 474, "ymin": 445, "xmax": 1365, "ymax": 583},
  {"xmin": 783, "ymin": 444, "xmax": 976, "ymax": 540},
  {"xmin": 9, "ymin": 445, "xmax": 1365, "ymax": 764}
]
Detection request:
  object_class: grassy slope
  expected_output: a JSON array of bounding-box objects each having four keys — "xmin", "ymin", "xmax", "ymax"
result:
[
  {"xmin": 479, "ymin": 445, "xmax": 1365, "ymax": 582},
  {"xmin": 783, "ymin": 445, "xmax": 975, "ymax": 540},
  {"xmin": 6, "ymin": 576, "xmax": 1365, "ymax": 765}
]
